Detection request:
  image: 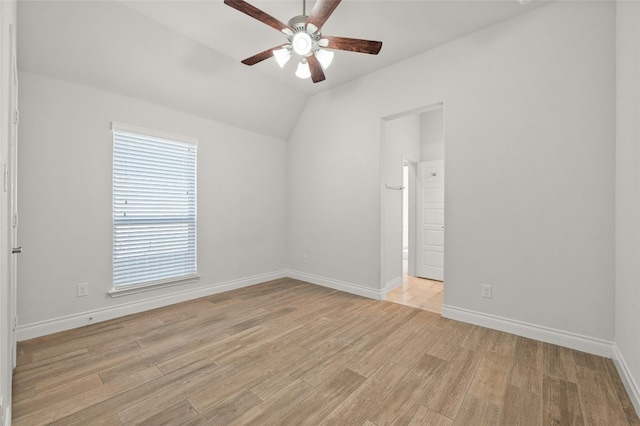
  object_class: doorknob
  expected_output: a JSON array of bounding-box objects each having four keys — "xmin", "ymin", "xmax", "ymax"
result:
[{"xmin": 12, "ymin": 246, "xmax": 22, "ymax": 254}]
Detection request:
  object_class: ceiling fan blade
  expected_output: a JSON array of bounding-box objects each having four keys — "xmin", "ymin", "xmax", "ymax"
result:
[
  {"xmin": 306, "ymin": 0, "xmax": 341, "ymax": 31},
  {"xmin": 241, "ymin": 44, "xmax": 289, "ymax": 66},
  {"xmin": 307, "ymin": 55, "xmax": 326, "ymax": 83},
  {"xmin": 224, "ymin": 0, "xmax": 293, "ymax": 34},
  {"xmin": 324, "ymin": 36, "xmax": 382, "ymax": 55}
]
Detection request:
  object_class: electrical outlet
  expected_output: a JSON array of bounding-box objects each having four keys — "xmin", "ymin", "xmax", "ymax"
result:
[
  {"xmin": 77, "ymin": 282, "xmax": 89, "ymax": 297},
  {"xmin": 303, "ymin": 254, "xmax": 309, "ymax": 264},
  {"xmin": 481, "ymin": 284, "xmax": 492, "ymax": 299}
]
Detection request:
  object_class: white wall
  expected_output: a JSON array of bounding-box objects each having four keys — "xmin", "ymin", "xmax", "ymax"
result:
[
  {"xmin": 288, "ymin": 1, "xmax": 615, "ymax": 349},
  {"xmin": 420, "ymin": 108, "xmax": 444, "ymax": 162},
  {"xmin": 17, "ymin": 0, "xmax": 306, "ymax": 140},
  {"xmin": 615, "ymin": 0, "xmax": 640, "ymax": 414},
  {"xmin": 16, "ymin": 72, "xmax": 287, "ymax": 337}
]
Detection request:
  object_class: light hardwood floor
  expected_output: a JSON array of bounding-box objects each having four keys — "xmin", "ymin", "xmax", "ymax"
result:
[{"xmin": 12, "ymin": 278, "xmax": 640, "ymax": 425}]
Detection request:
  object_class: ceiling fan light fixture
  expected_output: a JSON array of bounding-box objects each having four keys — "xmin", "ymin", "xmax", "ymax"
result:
[
  {"xmin": 292, "ymin": 31, "xmax": 313, "ymax": 56},
  {"xmin": 316, "ymin": 49, "xmax": 334, "ymax": 69},
  {"xmin": 273, "ymin": 47, "xmax": 291, "ymax": 68},
  {"xmin": 295, "ymin": 59, "xmax": 311, "ymax": 79},
  {"xmin": 225, "ymin": 0, "xmax": 383, "ymax": 84}
]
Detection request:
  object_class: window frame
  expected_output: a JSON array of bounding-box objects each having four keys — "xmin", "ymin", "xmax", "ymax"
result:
[{"xmin": 109, "ymin": 122, "xmax": 199, "ymax": 297}]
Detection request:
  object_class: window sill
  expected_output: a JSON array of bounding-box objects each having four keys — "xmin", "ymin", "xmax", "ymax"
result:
[{"xmin": 108, "ymin": 274, "xmax": 200, "ymax": 298}]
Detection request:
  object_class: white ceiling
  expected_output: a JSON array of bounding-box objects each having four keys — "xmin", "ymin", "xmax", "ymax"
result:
[
  {"xmin": 120, "ymin": 0, "xmax": 545, "ymax": 94},
  {"xmin": 17, "ymin": 0, "xmax": 545, "ymax": 138}
]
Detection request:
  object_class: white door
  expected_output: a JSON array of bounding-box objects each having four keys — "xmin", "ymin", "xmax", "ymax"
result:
[{"xmin": 416, "ymin": 160, "xmax": 444, "ymax": 281}]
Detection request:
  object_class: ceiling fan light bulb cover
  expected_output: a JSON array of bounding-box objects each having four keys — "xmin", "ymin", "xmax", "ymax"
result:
[
  {"xmin": 316, "ymin": 49, "xmax": 334, "ymax": 69},
  {"xmin": 273, "ymin": 48, "xmax": 291, "ymax": 68},
  {"xmin": 292, "ymin": 32, "xmax": 313, "ymax": 56},
  {"xmin": 295, "ymin": 60, "xmax": 311, "ymax": 79}
]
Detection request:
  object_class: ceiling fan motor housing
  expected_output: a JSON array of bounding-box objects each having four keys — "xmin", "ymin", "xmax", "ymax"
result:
[
  {"xmin": 288, "ymin": 14, "xmax": 322, "ymax": 57},
  {"xmin": 287, "ymin": 14, "xmax": 308, "ymax": 30}
]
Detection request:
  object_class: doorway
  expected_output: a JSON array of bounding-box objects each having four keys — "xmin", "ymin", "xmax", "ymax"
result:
[{"xmin": 383, "ymin": 104, "xmax": 444, "ymax": 314}]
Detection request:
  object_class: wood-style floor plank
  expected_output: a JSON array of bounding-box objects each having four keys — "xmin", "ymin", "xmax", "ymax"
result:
[
  {"xmin": 576, "ymin": 365, "xmax": 630, "ymax": 426},
  {"xmin": 369, "ymin": 353, "xmax": 448, "ymax": 425},
  {"xmin": 320, "ymin": 361, "xmax": 408, "ymax": 425},
  {"xmin": 542, "ymin": 375, "xmax": 584, "ymax": 425},
  {"xmin": 509, "ymin": 336, "xmax": 543, "ymax": 394},
  {"xmin": 426, "ymin": 346, "xmax": 482, "ymax": 419},
  {"xmin": 135, "ymin": 400, "xmax": 198, "ymax": 426},
  {"xmin": 543, "ymin": 342, "xmax": 578, "ymax": 383},
  {"xmin": 409, "ymin": 404, "xmax": 453, "ymax": 425},
  {"xmin": 604, "ymin": 359, "xmax": 640, "ymax": 426},
  {"xmin": 468, "ymin": 351, "xmax": 512, "ymax": 405},
  {"xmin": 453, "ymin": 394, "xmax": 501, "ymax": 426},
  {"xmin": 231, "ymin": 379, "xmax": 316, "ymax": 425},
  {"xmin": 12, "ymin": 278, "xmax": 640, "ymax": 425},
  {"xmin": 272, "ymin": 368, "xmax": 366, "ymax": 425},
  {"xmin": 499, "ymin": 384, "xmax": 541, "ymax": 426}
]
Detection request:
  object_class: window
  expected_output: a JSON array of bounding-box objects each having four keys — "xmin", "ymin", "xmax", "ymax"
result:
[{"xmin": 111, "ymin": 123, "xmax": 197, "ymax": 294}]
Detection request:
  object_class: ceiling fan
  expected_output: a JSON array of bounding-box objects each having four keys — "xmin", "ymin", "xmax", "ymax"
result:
[{"xmin": 223, "ymin": 0, "xmax": 383, "ymax": 83}]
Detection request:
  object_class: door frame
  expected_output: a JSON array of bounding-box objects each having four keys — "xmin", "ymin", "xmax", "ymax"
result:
[
  {"xmin": 379, "ymin": 101, "xmax": 444, "ymax": 296},
  {"xmin": 9, "ymin": 21, "xmax": 18, "ymax": 369},
  {"xmin": 1, "ymin": 6, "xmax": 18, "ymax": 425},
  {"xmin": 403, "ymin": 157, "xmax": 418, "ymax": 278}
]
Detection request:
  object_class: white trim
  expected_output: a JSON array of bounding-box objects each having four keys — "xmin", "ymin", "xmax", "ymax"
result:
[
  {"xmin": 110, "ymin": 121, "xmax": 199, "ymax": 146},
  {"xmin": 16, "ymin": 270, "xmax": 286, "ymax": 341},
  {"xmin": 441, "ymin": 304, "xmax": 614, "ymax": 358},
  {"xmin": 286, "ymin": 269, "xmax": 384, "ymax": 300},
  {"xmin": 612, "ymin": 344, "xmax": 640, "ymax": 418},
  {"xmin": 382, "ymin": 276, "xmax": 403, "ymax": 299},
  {"xmin": 108, "ymin": 274, "xmax": 200, "ymax": 297},
  {"xmin": 3, "ymin": 406, "xmax": 9, "ymax": 426},
  {"xmin": 383, "ymin": 101, "xmax": 444, "ymax": 121}
]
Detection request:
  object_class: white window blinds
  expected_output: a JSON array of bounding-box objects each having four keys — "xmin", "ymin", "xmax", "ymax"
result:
[{"xmin": 112, "ymin": 124, "xmax": 197, "ymax": 288}]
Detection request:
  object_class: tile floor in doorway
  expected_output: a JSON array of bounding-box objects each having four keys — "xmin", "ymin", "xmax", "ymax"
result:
[{"xmin": 386, "ymin": 261, "xmax": 443, "ymax": 314}]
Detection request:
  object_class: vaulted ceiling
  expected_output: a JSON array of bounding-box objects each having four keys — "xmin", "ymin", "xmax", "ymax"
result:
[{"xmin": 17, "ymin": 0, "xmax": 545, "ymax": 139}]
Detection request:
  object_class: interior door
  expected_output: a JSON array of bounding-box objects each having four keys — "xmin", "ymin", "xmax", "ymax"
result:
[{"xmin": 416, "ymin": 160, "xmax": 444, "ymax": 281}]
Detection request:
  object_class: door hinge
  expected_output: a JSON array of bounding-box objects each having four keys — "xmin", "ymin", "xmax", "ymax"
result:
[
  {"xmin": 13, "ymin": 213, "xmax": 18, "ymax": 228},
  {"xmin": 13, "ymin": 316, "xmax": 17, "ymax": 331},
  {"xmin": 2, "ymin": 164, "xmax": 6, "ymax": 193},
  {"xmin": 13, "ymin": 109, "xmax": 19, "ymax": 124}
]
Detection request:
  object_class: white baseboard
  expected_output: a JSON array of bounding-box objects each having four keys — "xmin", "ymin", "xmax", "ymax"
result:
[
  {"xmin": 3, "ymin": 406, "xmax": 9, "ymax": 426},
  {"xmin": 16, "ymin": 270, "xmax": 287, "ymax": 341},
  {"xmin": 286, "ymin": 269, "xmax": 384, "ymax": 300},
  {"xmin": 441, "ymin": 304, "xmax": 614, "ymax": 358},
  {"xmin": 612, "ymin": 344, "xmax": 640, "ymax": 418}
]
